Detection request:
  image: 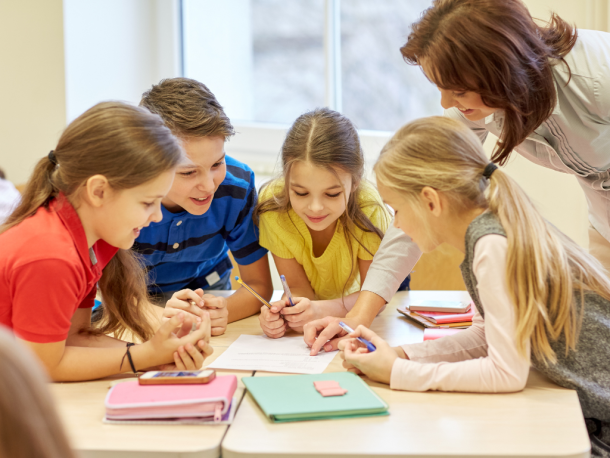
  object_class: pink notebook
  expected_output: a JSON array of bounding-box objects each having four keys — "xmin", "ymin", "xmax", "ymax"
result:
[
  {"xmin": 105, "ymin": 375, "xmax": 237, "ymax": 422},
  {"xmin": 412, "ymin": 302, "xmax": 474, "ymax": 324}
]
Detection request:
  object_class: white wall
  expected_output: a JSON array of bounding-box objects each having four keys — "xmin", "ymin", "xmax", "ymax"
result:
[
  {"xmin": 64, "ymin": 0, "xmax": 182, "ymax": 122},
  {"xmin": 0, "ymin": 0, "xmax": 67, "ymax": 185}
]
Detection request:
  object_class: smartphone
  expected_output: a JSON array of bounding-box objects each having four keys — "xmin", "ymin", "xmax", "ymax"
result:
[
  {"xmin": 408, "ymin": 300, "xmax": 471, "ymax": 313},
  {"xmin": 138, "ymin": 369, "xmax": 216, "ymax": 385}
]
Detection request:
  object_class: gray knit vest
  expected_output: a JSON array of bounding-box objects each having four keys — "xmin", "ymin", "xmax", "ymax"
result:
[{"xmin": 460, "ymin": 212, "xmax": 610, "ymax": 456}]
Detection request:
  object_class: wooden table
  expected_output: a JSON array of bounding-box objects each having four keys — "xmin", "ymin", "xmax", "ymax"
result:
[
  {"xmin": 221, "ymin": 291, "xmax": 591, "ymax": 458},
  {"xmin": 50, "ymin": 291, "xmax": 590, "ymax": 457}
]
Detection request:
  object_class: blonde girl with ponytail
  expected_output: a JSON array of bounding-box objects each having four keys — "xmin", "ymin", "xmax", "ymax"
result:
[
  {"xmin": 0, "ymin": 102, "xmax": 214, "ymax": 381},
  {"xmin": 339, "ymin": 117, "xmax": 610, "ymax": 454}
]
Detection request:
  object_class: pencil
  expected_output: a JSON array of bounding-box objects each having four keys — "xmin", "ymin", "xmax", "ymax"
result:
[{"xmin": 235, "ymin": 276, "xmax": 273, "ymax": 309}]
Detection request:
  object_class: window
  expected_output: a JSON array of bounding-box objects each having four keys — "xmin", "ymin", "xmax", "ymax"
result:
[{"xmin": 182, "ymin": 0, "xmax": 439, "ymax": 131}]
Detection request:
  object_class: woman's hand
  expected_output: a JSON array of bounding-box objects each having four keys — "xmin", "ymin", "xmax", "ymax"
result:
[
  {"xmin": 146, "ymin": 311, "xmax": 212, "ymax": 369},
  {"xmin": 259, "ymin": 299, "xmax": 288, "ymax": 338},
  {"xmin": 164, "ymin": 289, "xmax": 228, "ymax": 336},
  {"xmin": 338, "ymin": 325, "xmax": 398, "ymax": 384}
]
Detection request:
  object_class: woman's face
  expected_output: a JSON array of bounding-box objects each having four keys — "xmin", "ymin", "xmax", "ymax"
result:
[
  {"xmin": 438, "ymin": 89, "xmax": 498, "ymax": 121},
  {"xmin": 421, "ymin": 60, "xmax": 498, "ymax": 121}
]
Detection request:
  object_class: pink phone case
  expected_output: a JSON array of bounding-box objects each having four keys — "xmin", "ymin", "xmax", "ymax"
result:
[{"xmin": 105, "ymin": 374, "xmax": 237, "ymax": 421}]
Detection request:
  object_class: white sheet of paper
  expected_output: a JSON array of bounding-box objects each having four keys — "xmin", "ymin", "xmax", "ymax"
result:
[{"xmin": 208, "ymin": 335, "xmax": 337, "ymax": 374}]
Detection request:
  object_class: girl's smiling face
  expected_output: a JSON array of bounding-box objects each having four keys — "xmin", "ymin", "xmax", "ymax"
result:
[
  {"xmin": 288, "ymin": 161, "xmax": 353, "ymax": 233},
  {"xmin": 89, "ymin": 170, "xmax": 175, "ymax": 249}
]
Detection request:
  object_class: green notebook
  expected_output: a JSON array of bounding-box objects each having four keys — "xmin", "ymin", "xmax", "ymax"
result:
[{"xmin": 242, "ymin": 372, "xmax": 389, "ymax": 422}]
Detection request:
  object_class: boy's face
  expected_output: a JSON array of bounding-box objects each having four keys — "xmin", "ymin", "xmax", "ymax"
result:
[{"xmin": 162, "ymin": 136, "xmax": 227, "ymax": 215}]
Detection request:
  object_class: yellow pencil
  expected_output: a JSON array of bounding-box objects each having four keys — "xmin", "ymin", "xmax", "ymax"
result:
[{"xmin": 235, "ymin": 276, "xmax": 273, "ymax": 309}]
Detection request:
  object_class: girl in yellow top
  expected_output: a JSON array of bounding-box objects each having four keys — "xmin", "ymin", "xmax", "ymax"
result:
[{"xmin": 254, "ymin": 108, "xmax": 390, "ymax": 338}]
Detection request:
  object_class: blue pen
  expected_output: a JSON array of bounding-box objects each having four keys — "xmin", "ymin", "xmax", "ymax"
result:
[
  {"xmin": 338, "ymin": 321, "xmax": 376, "ymax": 352},
  {"xmin": 279, "ymin": 275, "xmax": 295, "ymax": 306}
]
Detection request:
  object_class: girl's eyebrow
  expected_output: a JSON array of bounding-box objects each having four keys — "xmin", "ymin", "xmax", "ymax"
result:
[{"xmin": 291, "ymin": 183, "xmax": 342, "ymax": 191}]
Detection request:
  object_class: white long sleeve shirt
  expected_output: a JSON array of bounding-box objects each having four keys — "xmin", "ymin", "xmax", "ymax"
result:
[{"xmin": 390, "ymin": 235, "xmax": 531, "ymax": 393}]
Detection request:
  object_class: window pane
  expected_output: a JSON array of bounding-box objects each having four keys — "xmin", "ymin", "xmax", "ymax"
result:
[
  {"xmin": 341, "ymin": 0, "xmax": 441, "ymax": 131},
  {"xmin": 183, "ymin": 0, "xmax": 325, "ymax": 124}
]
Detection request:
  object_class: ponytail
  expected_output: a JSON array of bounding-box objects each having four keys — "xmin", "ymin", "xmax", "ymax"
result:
[
  {"xmin": 486, "ymin": 169, "xmax": 610, "ymax": 362},
  {"xmin": 376, "ymin": 116, "xmax": 610, "ymax": 363},
  {"xmin": 1, "ymin": 156, "xmax": 59, "ymax": 234}
]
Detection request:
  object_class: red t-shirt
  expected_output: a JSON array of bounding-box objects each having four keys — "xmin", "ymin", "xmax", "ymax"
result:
[{"xmin": 0, "ymin": 195, "xmax": 118, "ymax": 343}]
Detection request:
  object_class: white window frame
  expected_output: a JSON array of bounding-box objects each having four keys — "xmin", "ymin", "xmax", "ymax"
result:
[{"xmin": 175, "ymin": 0, "xmax": 393, "ymax": 175}]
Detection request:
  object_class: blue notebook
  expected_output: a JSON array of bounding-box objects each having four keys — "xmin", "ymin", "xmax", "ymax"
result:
[{"xmin": 242, "ymin": 372, "xmax": 389, "ymax": 422}]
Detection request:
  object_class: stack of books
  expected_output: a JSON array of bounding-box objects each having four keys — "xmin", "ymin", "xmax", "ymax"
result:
[{"xmin": 398, "ymin": 302, "xmax": 475, "ymax": 330}]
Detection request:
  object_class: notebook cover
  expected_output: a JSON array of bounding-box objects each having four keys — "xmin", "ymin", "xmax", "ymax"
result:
[
  {"xmin": 423, "ymin": 328, "xmax": 465, "ymax": 340},
  {"xmin": 243, "ymin": 372, "xmax": 388, "ymax": 423},
  {"xmin": 412, "ymin": 304, "xmax": 475, "ymax": 324},
  {"xmin": 103, "ymin": 399, "xmax": 237, "ymax": 425},
  {"xmin": 409, "ymin": 300, "xmax": 470, "ymax": 313},
  {"xmin": 397, "ymin": 306, "xmax": 471, "ymax": 329},
  {"xmin": 105, "ymin": 374, "xmax": 237, "ymax": 419}
]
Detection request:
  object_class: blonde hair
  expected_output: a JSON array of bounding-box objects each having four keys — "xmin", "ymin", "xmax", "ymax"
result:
[
  {"xmin": 0, "ymin": 326, "xmax": 78, "ymax": 458},
  {"xmin": 374, "ymin": 116, "xmax": 610, "ymax": 363},
  {"xmin": 1, "ymin": 102, "xmax": 184, "ymax": 342},
  {"xmin": 254, "ymin": 108, "xmax": 389, "ymax": 296}
]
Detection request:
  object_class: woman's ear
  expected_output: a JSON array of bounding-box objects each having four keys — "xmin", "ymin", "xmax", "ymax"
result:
[
  {"xmin": 420, "ymin": 186, "xmax": 442, "ymax": 216},
  {"xmin": 83, "ymin": 175, "xmax": 110, "ymax": 208}
]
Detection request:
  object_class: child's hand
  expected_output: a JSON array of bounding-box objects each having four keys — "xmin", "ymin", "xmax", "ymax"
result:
[
  {"xmin": 281, "ymin": 297, "xmax": 321, "ymax": 332},
  {"xmin": 164, "ymin": 289, "xmax": 227, "ymax": 336},
  {"xmin": 164, "ymin": 289, "xmax": 205, "ymax": 327},
  {"xmin": 338, "ymin": 325, "xmax": 397, "ymax": 384},
  {"xmin": 147, "ymin": 311, "xmax": 212, "ymax": 369},
  {"xmin": 200, "ymin": 293, "xmax": 228, "ymax": 336},
  {"xmin": 259, "ymin": 299, "xmax": 287, "ymax": 338}
]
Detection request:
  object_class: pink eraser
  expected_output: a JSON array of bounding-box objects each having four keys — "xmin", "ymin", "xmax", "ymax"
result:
[
  {"xmin": 319, "ymin": 388, "xmax": 348, "ymax": 397},
  {"xmin": 314, "ymin": 380, "xmax": 348, "ymax": 396},
  {"xmin": 314, "ymin": 381, "xmax": 340, "ymax": 390}
]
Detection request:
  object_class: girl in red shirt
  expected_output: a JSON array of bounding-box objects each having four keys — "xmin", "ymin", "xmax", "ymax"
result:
[{"xmin": 0, "ymin": 101, "xmax": 212, "ymax": 381}]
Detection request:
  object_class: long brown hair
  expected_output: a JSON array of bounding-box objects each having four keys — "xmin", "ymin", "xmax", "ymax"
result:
[
  {"xmin": 375, "ymin": 116, "xmax": 610, "ymax": 363},
  {"xmin": 254, "ymin": 108, "xmax": 389, "ymax": 295},
  {"xmin": 401, "ymin": 0, "xmax": 577, "ymax": 165},
  {"xmin": 0, "ymin": 326, "xmax": 78, "ymax": 458},
  {"xmin": 1, "ymin": 102, "xmax": 184, "ymax": 341}
]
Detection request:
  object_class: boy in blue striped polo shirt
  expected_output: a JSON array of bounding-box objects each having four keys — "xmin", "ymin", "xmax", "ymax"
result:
[{"xmin": 135, "ymin": 78, "xmax": 273, "ymax": 335}]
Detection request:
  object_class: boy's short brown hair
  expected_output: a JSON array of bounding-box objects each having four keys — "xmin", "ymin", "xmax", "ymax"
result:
[{"xmin": 140, "ymin": 77, "xmax": 234, "ymax": 139}]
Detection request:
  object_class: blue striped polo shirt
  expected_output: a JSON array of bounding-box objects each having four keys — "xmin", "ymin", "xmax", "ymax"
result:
[{"xmin": 133, "ymin": 156, "xmax": 267, "ymax": 294}]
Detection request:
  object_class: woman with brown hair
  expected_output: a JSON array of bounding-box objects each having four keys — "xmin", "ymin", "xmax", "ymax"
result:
[
  {"xmin": 400, "ymin": 0, "xmax": 609, "ymax": 264},
  {"xmin": 0, "ymin": 102, "xmax": 213, "ymax": 381},
  {"xmin": 0, "ymin": 326, "xmax": 79, "ymax": 458}
]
